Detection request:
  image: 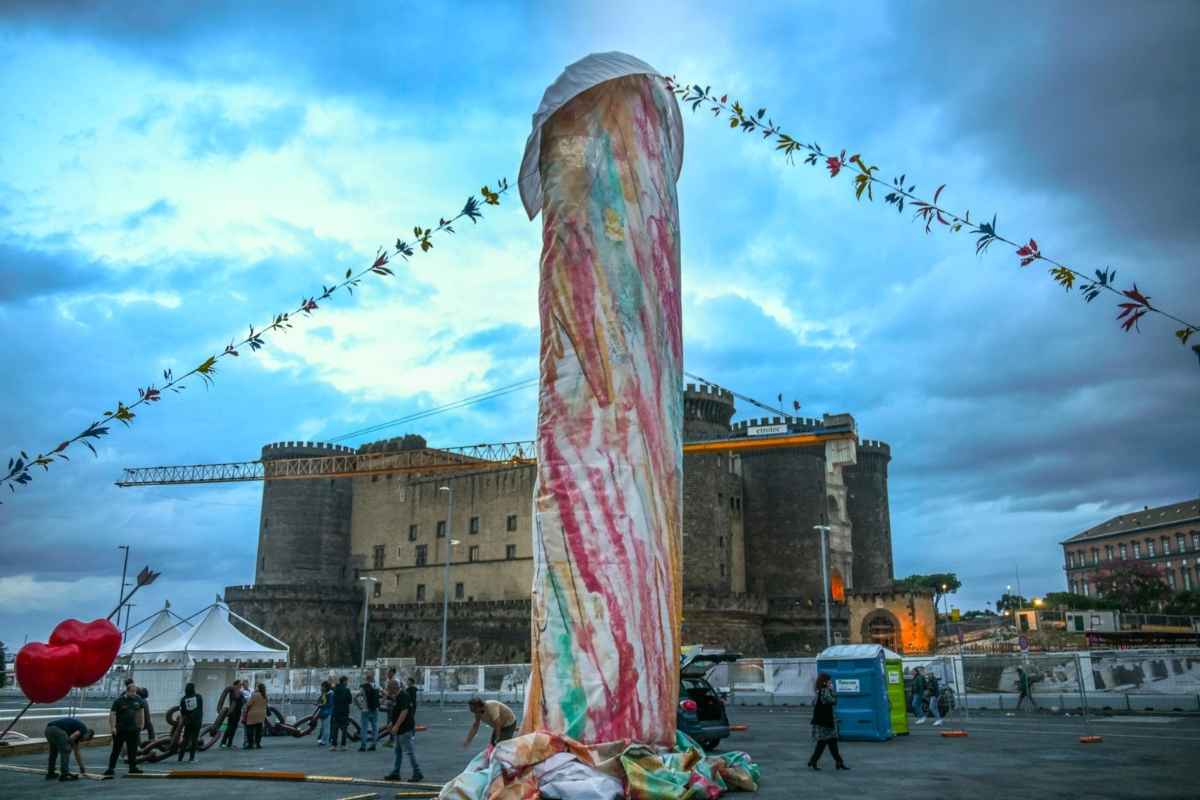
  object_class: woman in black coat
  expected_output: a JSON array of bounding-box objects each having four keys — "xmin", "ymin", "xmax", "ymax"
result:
[{"xmin": 808, "ymin": 673, "xmax": 848, "ymax": 770}]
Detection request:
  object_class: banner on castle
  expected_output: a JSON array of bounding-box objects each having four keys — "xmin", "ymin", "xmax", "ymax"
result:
[{"xmin": 520, "ymin": 52, "xmax": 685, "ymax": 746}]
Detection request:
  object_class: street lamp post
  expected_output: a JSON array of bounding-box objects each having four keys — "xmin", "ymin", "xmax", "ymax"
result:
[
  {"xmin": 357, "ymin": 576, "xmax": 379, "ymax": 669},
  {"xmin": 117, "ymin": 545, "xmax": 130, "ymax": 642},
  {"xmin": 438, "ymin": 485, "xmax": 456, "ymax": 706},
  {"xmin": 813, "ymin": 525, "xmax": 833, "ymax": 649}
]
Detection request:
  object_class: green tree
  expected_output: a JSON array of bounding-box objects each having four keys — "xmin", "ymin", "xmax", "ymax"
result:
[
  {"xmin": 896, "ymin": 573, "xmax": 962, "ymax": 608},
  {"xmin": 996, "ymin": 592, "xmax": 1027, "ymax": 614},
  {"xmin": 1163, "ymin": 590, "xmax": 1200, "ymax": 616},
  {"xmin": 1093, "ymin": 562, "xmax": 1171, "ymax": 612},
  {"xmin": 1043, "ymin": 592, "xmax": 1119, "ymax": 611}
]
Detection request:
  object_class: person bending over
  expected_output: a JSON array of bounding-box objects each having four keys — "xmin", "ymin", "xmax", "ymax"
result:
[
  {"xmin": 463, "ymin": 698, "xmax": 516, "ymax": 749},
  {"xmin": 44, "ymin": 717, "xmax": 93, "ymax": 781}
]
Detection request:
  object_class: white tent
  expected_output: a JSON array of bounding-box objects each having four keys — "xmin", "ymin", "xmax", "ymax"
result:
[
  {"xmin": 129, "ymin": 600, "xmax": 288, "ymax": 717},
  {"xmin": 118, "ymin": 602, "xmax": 192, "ymax": 658}
]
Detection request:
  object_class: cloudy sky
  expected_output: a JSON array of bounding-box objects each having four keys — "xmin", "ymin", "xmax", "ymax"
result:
[{"xmin": 1, "ymin": 1, "xmax": 1197, "ymax": 651}]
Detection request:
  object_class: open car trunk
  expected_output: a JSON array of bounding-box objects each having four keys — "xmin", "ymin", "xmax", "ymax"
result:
[{"xmin": 682, "ymin": 677, "xmax": 727, "ymax": 722}]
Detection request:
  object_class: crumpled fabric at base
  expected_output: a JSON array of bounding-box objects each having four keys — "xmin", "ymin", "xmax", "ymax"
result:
[{"xmin": 437, "ymin": 730, "xmax": 759, "ymax": 800}]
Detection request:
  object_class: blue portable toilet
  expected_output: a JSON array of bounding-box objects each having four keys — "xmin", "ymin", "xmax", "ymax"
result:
[{"xmin": 816, "ymin": 644, "xmax": 895, "ymax": 742}]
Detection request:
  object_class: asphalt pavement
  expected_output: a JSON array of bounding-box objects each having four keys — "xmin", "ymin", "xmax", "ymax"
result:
[{"xmin": 3, "ymin": 705, "xmax": 1198, "ymax": 799}]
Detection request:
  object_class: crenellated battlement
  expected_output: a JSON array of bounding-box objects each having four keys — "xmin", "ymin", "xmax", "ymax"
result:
[
  {"xmin": 357, "ymin": 434, "xmax": 429, "ymax": 454},
  {"xmin": 683, "ymin": 382, "xmax": 735, "ymax": 402},
  {"xmin": 857, "ymin": 439, "xmax": 891, "ymax": 456},
  {"xmin": 262, "ymin": 441, "xmax": 356, "ymax": 457}
]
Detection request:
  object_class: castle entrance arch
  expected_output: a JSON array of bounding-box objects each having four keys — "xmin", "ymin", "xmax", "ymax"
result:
[{"xmin": 861, "ymin": 609, "xmax": 900, "ymax": 651}]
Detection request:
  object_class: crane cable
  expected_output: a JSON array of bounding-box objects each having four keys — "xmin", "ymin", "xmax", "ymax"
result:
[{"xmin": 322, "ymin": 370, "xmax": 797, "ymax": 446}]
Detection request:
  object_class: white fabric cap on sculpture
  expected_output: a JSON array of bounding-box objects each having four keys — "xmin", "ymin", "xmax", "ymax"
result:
[{"xmin": 518, "ymin": 51, "xmax": 685, "ymax": 219}]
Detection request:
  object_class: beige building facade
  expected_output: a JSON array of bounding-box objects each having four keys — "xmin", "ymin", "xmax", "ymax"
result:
[
  {"xmin": 1061, "ymin": 498, "xmax": 1200, "ymax": 598},
  {"xmin": 350, "ymin": 461, "xmax": 537, "ymax": 606}
]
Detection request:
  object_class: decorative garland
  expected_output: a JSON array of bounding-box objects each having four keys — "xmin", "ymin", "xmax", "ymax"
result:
[
  {"xmin": 6, "ymin": 77, "xmax": 1198, "ymax": 503},
  {"xmin": 666, "ymin": 80, "xmax": 1199, "ymax": 354},
  {"xmin": 1, "ymin": 180, "xmax": 511, "ymax": 500}
]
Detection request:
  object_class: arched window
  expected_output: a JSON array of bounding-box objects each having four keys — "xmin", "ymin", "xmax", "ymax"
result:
[{"xmin": 861, "ymin": 610, "xmax": 900, "ymax": 651}]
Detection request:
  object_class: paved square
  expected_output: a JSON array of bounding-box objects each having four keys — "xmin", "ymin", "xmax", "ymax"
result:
[{"xmin": 3, "ymin": 706, "xmax": 1198, "ymax": 798}]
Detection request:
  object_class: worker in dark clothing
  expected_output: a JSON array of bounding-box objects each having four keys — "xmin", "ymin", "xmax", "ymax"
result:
[
  {"xmin": 330, "ymin": 676, "xmax": 353, "ymax": 751},
  {"xmin": 383, "ymin": 679, "xmax": 423, "ymax": 782},
  {"xmin": 1016, "ymin": 666, "xmax": 1038, "ymax": 711},
  {"xmin": 104, "ymin": 681, "xmax": 145, "ymax": 776},
  {"xmin": 178, "ymin": 682, "xmax": 204, "ymax": 762},
  {"xmin": 137, "ymin": 685, "xmax": 155, "ymax": 740},
  {"xmin": 220, "ymin": 680, "xmax": 246, "ymax": 748},
  {"xmin": 406, "ymin": 677, "xmax": 419, "ymax": 714},
  {"xmin": 44, "ymin": 717, "xmax": 93, "ymax": 781}
]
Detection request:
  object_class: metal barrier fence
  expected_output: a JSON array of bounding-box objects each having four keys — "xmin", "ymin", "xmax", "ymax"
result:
[{"xmin": 4, "ymin": 650, "xmax": 1198, "ymax": 714}]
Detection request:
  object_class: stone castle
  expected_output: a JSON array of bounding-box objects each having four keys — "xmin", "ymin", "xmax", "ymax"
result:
[{"xmin": 226, "ymin": 384, "xmax": 934, "ymax": 665}]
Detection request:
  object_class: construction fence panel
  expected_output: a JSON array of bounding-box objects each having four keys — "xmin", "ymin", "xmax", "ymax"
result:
[{"xmin": 10, "ymin": 649, "xmax": 1200, "ymax": 714}]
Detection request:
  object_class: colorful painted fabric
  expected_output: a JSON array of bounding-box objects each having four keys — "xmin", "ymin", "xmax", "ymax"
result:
[
  {"xmin": 522, "ymin": 65, "xmax": 685, "ymax": 747},
  {"xmin": 437, "ymin": 731, "xmax": 758, "ymax": 800}
]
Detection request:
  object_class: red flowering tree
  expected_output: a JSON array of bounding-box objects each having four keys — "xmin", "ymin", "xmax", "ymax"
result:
[{"xmin": 1093, "ymin": 561, "xmax": 1171, "ymax": 612}]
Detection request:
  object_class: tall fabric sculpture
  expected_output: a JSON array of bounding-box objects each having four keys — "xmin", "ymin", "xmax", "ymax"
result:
[{"xmin": 518, "ymin": 52, "xmax": 685, "ymax": 747}]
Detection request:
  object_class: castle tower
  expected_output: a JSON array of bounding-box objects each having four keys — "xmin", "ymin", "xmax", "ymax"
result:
[
  {"xmin": 846, "ymin": 440, "xmax": 894, "ymax": 591},
  {"xmin": 681, "ymin": 384, "xmax": 743, "ymax": 595},
  {"xmin": 254, "ymin": 441, "xmax": 356, "ymax": 586},
  {"xmin": 683, "ymin": 383, "xmax": 735, "ymax": 442}
]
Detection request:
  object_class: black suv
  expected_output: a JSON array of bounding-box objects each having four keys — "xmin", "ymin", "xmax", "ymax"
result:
[{"xmin": 677, "ymin": 651, "xmax": 739, "ymax": 750}]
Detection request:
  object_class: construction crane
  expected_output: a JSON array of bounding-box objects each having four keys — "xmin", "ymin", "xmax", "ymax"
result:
[{"xmin": 115, "ymin": 425, "xmax": 856, "ymax": 487}]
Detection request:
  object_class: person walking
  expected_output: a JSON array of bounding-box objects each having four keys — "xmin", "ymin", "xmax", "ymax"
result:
[
  {"xmin": 925, "ymin": 671, "xmax": 944, "ymax": 727},
  {"xmin": 177, "ymin": 683, "xmax": 204, "ymax": 762},
  {"xmin": 330, "ymin": 676, "xmax": 353, "ymax": 751},
  {"xmin": 220, "ymin": 680, "xmax": 246, "ymax": 749},
  {"xmin": 807, "ymin": 673, "xmax": 848, "ymax": 771},
  {"xmin": 911, "ymin": 667, "xmax": 928, "ymax": 723},
  {"xmin": 381, "ymin": 669, "xmax": 400, "ymax": 748},
  {"xmin": 44, "ymin": 717, "xmax": 93, "ymax": 781},
  {"xmin": 315, "ymin": 680, "xmax": 334, "ymax": 746},
  {"xmin": 104, "ymin": 680, "xmax": 145, "ymax": 777},
  {"xmin": 383, "ymin": 675, "xmax": 423, "ymax": 782},
  {"xmin": 356, "ymin": 673, "xmax": 381, "ymax": 751},
  {"xmin": 1016, "ymin": 666, "xmax": 1038, "ymax": 712},
  {"xmin": 244, "ymin": 684, "xmax": 268, "ymax": 749},
  {"xmin": 463, "ymin": 698, "xmax": 516, "ymax": 749}
]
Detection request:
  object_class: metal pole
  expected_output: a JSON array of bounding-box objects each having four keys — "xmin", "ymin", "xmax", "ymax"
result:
[
  {"xmin": 440, "ymin": 486, "xmax": 455, "ymax": 706},
  {"xmin": 814, "ymin": 525, "xmax": 832, "ymax": 648},
  {"xmin": 360, "ymin": 580, "xmax": 370, "ymax": 669},
  {"xmin": 1074, "ymin": 653, "xmax": 1089, "ymax": 723},
  {"xmin": 117, "ymin": 545, "xmax": 130, "ymax": 641}
]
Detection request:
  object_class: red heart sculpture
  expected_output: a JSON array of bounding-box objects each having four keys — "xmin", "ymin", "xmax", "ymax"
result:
[
  {"xmin": 15, "ymin": 642, "xmax": 80, "ymax": 704},
  {"xmin": 49, "ymin": 618, "xmax": 122, "ymax": 687}
]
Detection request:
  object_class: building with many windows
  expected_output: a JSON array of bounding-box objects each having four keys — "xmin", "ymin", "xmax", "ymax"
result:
[
  {"xmin": 1060, "ymin": 498, "xmax": 1200, "ymax": 598},
  {"xmin": 226, "ymin": 386, "xmax": 918, "ymax": 665}
]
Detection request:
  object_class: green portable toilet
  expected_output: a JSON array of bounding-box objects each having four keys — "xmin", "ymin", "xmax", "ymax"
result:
[{"xmin": 884, "ymin": 654, "xmax": 908, "ymax": 735}]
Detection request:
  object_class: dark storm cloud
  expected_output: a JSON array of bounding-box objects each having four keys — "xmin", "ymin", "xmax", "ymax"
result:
[
  {"xmin": 0, "ymin": 235, "xmax": 113, "ymax": 302},
  {"xmin": 891, "ymin": 0, "xmax": 1200, "ymax": 244},
  {"xmin": 1, "ymin": 0, "xmax": 1196, "ymax": 623},
  {"xmin": 0, "ymin": 1, "xmax": 534, "ymax": 107}
]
